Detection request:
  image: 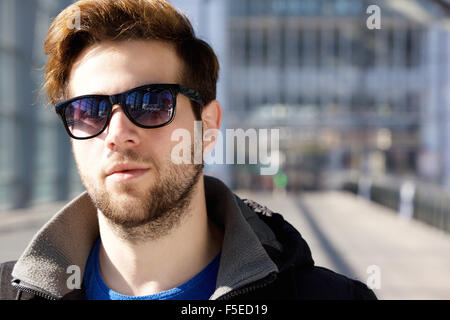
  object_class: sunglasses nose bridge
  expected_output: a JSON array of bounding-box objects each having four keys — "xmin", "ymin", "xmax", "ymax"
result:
[
  {"xmin": 109, "ymin": 94, "xmax": 120, "ymax": 106},
  {"xmin": 107, "ymin": 95, "xmax": 126, "ymax": 118}
]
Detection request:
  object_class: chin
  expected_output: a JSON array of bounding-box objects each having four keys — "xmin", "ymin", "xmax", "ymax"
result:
[{"xmin": 107, "ymin": 178, "xmax": 151, "ymax": 193}]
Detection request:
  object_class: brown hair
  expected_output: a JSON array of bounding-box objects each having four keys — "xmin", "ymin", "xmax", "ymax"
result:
[{"xmin": 43, "ymin": 0, "xmax": 219, "ymax": 119}]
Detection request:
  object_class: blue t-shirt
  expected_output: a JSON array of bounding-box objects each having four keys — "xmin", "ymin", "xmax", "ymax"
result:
[{"xmin": 83, "ymin": 238, "xmax": 221, "ymax": 300}]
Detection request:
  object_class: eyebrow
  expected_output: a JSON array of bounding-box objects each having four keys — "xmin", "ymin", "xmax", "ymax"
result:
[{"xmin": 70, "ymin": 83, "xmax": 152, "ymax": 97}]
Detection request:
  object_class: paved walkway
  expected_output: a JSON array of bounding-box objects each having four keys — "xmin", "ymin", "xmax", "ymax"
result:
[
  {"xmin": 1, "ymin": 191, "xmax": 450, "ymax": 299},
  {"xmin": 236, "ymin": 190, "xmax": 450, "ymax": 300}
]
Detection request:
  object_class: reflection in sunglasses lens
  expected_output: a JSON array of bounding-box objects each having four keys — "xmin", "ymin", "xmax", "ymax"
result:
[
  {"xmin": 126, "ymin": 90, "xmax": 174, "ymax": 127},
  {"xmin": 65, "ymin": 97, "xmax": 109, "ymax": 138},
  {"xmin": 63, "ymin": 89, "xmax": 176, "ymax": 138}
]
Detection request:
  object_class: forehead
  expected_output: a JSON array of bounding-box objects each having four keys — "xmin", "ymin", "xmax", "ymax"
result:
[{"xmin": 67, "ymin": 40, "xmax": 182, "ymax": 97}]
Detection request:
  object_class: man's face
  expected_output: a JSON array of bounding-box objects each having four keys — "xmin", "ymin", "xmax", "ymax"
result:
[{"xmin": 68, "ymin": 40, "xmax": 203, "ymax": 237}]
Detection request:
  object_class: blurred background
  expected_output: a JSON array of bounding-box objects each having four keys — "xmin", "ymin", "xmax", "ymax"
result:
[{"xmin": 1, "ymin": 0, "xmax": 450, "ymax": 299}]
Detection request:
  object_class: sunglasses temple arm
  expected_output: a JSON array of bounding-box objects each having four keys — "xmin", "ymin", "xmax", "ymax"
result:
[{"xmin": 179, "ymin": 86, "xmax": 203, "ymax": 105}]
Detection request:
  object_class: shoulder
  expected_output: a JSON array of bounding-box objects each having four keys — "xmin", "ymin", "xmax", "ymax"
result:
[
  {"xmin": 294, "ymin": 265, "xmax": 377, "ymax": 300},
  {"xmin": 0, "ymin": 261, "xmax": 19, "ymax": 300},
  {"xmin": 236, "ymin": 197, "xmax": 377, "ymax": 300}
]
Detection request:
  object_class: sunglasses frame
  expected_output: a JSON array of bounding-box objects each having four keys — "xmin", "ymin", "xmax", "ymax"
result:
[{"xmin": 55, "ymin": 83, "xmax": 203, "ymax": 140}]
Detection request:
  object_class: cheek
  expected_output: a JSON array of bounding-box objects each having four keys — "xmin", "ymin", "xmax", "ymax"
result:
[
  {"xmin": 161, "ymin": 125, "xmax": 200, "ymax": 166},
  {"xmin": 168, "ymin": 103, "xmax": 199, "ymax": 146},
  {"xmin": 146, "ymin": 128, "xmax": 182, "ymax": 163},
  {"xmin": 72, "ymin": 141, "xmax": 102, "ymax": 174}
]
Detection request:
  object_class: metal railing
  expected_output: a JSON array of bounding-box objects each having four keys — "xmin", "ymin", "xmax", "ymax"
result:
[{"xmin": 339, "ymin": 172, "xmax": 450, "ymax": 234}]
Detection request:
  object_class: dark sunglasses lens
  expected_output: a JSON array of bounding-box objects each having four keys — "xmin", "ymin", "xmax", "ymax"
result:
[
  {"xmin": 64, "ymin": 97, "xmax": 110, "ymax": 138},
  {"xmin": 125, "ymin": 89, "xmax": 174, "ymax": 127}
]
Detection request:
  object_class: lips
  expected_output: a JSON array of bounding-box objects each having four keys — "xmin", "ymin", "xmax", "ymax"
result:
[
  {"xmin": 105, "ymin": 164, "xmax": 150, "ymax": 182},
  {"xmin": 106, "ymin": 163, "xmax": 148, "ymax": 176}
]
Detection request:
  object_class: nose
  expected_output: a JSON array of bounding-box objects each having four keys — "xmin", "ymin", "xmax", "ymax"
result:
[{"xmin": 104, "ymin": 104, "xmax": 141, "ymax": 150}]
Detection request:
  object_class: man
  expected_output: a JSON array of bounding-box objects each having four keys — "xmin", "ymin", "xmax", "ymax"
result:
[{"xmin": 0, "ymin": 0, "xmax": 376, "ymax": 300}]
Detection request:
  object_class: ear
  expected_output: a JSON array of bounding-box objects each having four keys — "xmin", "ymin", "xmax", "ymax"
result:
[{"xmin": 201, "ymin": 100, "xmax": 222, "ymax": 156}]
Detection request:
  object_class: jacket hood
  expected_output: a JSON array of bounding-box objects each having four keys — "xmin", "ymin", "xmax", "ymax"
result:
[{"xmin": 11, "ymin": 175, "xmax": 314, "ymax": 300}]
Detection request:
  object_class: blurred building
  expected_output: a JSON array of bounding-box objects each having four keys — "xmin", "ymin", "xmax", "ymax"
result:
[
  {"xmin": 226, "ymin": 0, "xmax": 450, "ymax": 191},
  {"xmin": 0, "ymin": 0, "xmax": 83, "ymax": 210}
]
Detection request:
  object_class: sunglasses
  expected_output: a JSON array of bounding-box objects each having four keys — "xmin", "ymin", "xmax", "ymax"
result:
[{"xmin": 55, "ymin": 84, "xmax": 203, "ymax": 140}]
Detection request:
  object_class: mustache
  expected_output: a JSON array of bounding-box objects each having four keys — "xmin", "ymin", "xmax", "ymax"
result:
[{"xmin": 103, "ymin": 150, "xmax": 155, "ymax": 175}]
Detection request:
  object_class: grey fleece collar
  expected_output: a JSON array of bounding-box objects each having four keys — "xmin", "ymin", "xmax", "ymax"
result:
[{"xmin": 11, "ymin": 176, "xmax": 280, "ymax": 299}]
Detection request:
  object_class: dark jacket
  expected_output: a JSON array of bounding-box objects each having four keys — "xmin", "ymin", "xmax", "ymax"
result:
[{"xmin": 0, "ymin": 176, "xmax": 376, "ymax": 300}]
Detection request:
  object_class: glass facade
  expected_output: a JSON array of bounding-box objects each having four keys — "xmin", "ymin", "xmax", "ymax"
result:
[
  {"xmin": 0, "ymin": 0, "xmax": 83, "ymax": 210},
  {"xmin": 226, "ymin": 0, "xmax": 450, "ymax": 190}
]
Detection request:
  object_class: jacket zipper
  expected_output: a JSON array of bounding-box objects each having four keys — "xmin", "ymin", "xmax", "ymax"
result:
[
  {"xmin": 12, "ymin": 280, "xmax": 59, "ymax": 300},
  {"xmin": 216, "ymin": 272, "xmax": 277, "ymax": 300}
]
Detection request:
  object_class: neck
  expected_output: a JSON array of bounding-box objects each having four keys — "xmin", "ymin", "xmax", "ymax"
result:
[{"xmin": 96, "ymin": 176, "xmax": 223, "ymax": 296}]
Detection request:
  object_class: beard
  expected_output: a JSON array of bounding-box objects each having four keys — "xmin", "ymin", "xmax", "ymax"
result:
[{"xmin": 74, "ymin": 147, "xmax": 203, "ymax": 243}]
